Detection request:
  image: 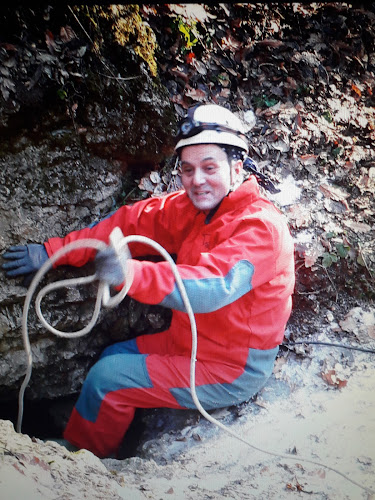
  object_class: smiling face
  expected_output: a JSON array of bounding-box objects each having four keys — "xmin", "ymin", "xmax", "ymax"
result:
[{"xmin": 180, "ymin": 144, "xmax": 243, "ymax": 211}]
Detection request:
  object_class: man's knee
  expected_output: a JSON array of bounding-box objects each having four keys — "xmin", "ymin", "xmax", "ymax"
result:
[
  {"xmin": 83, "ymin": 356, "xmax": 115, "ymax": 395},
  {"xmin": 99, "ymin": 338, "xmax": 139, "ymax": 359}
]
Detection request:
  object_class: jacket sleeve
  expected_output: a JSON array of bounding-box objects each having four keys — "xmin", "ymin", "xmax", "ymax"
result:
[
  {"xmin": 126, "ymin": 214, "xmax": 294, "ymax": 314},
  {"xmin": 44, "ymin": 191, "xmax": 191, "ymax": 267}
]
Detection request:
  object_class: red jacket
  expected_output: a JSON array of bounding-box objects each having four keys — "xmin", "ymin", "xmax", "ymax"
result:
[{"xmin": 45, "ymin": 177, "xmax": 295, "ymax": 366}]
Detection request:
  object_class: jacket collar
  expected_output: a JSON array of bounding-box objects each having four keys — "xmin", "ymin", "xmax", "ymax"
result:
[{"xmin": 203, "ymin": 177, "xmax": 261, "ymax": 224}]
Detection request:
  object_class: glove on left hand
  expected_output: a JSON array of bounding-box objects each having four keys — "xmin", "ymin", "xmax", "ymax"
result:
[
  {"xmin": 95, "ymin": 247, "xmax": 127, "ymax": 286},
  {"xmin": 2, "ymin": 244, "xmax": 49, "ymax": 277}
]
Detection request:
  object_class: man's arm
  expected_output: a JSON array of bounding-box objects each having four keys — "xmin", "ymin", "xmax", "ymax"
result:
[
  {"xmin": 2, "ymin": 189, "xmax": 190, "ymax": 281},
  {"xmin": 126, "ymin": 215, "xmax": 294, "ymax": 314}
]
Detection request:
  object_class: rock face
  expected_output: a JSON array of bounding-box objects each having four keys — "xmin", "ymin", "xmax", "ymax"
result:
[
  {"xmin": 0, "ymin": 419, "xmax": 138, "ymax": 499},
  {"xmin": 0, "ymin": 6, "xmax": 174, "ymax": 422}
]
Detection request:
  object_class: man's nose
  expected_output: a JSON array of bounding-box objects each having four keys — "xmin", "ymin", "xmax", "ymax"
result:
[{"xmin": 192, "ymin": 169, "xmax": 205, "ymax": 185}]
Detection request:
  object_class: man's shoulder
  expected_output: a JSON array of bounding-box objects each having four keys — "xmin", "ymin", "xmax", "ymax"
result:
[{"xmin": 159, "ymin": 189, "xmax": 192, "ymax": 209}]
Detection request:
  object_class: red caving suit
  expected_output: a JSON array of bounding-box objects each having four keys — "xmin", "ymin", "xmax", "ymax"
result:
[{"xmin": 44, "ymin": 176, "xmax": 295, "ymax": 457}]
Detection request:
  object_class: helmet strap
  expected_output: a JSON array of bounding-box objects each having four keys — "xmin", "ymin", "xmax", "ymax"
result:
[{"xmin": 242, "ymin": 157, "xmax": 281, "ymax": 194}]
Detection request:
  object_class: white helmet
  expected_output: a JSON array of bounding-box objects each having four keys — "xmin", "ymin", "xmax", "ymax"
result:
[{"xmin": 175, "ymin": 104, "xmax": 249, "ymax": 153}]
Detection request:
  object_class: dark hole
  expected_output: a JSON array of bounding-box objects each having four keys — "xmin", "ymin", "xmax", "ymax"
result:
[{"xmin": 0, "ymin": 395, "xmax": 146, "ymax": 457}]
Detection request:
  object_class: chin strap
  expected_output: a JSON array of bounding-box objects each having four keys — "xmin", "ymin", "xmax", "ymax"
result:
[{"xmin": 243, "ymin": 157, "xmax": 280, "ymax": 194}]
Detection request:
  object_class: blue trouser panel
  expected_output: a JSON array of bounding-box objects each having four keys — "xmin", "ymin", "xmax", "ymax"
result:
[
  {"xmin": 65, "ymin": 337, "xmax": 278, "ymax": 456},
  {"xmin": 75, "ymin": 337, "xmax": 278, "ymax": 422},
  {"xmin": 170, "ymin": 346, "xmax": 278, "ymax": 409}
]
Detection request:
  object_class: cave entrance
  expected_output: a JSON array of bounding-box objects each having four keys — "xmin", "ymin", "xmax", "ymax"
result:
[
  {"xmin": 0, "ymin": 396, "xmax": 146, "ymax": 458},
  {"xmin": 1, "ymin": 396, "xmax": 74, "ymax": 439}
]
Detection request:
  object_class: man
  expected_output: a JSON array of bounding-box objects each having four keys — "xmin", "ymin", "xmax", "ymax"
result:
[{"xmin": 3, "ymin": 104, "xmax": 295, "ymax": 458}]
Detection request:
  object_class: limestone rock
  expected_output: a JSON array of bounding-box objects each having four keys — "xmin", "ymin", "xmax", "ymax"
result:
[
  {"xmin": 0, "ymin": 419, "xmax": 142, "ymax": 499},
  {"xmin": 0, "ymin": 5, "xmax": 173, "ymax": 413}
]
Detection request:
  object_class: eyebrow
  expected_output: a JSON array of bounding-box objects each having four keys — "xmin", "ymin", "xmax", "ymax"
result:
[{"xmin": 180, "ymin": 156, "xmax": 217, "ymax": 166}]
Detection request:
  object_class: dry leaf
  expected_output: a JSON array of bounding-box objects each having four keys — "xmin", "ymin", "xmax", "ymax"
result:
[
  {"xmin": 149, "ymin": 171, "xmax": 161, "ymax": 184},
  {"xmin": 45, "ymin": 30, "xmax": 57, "ymax": 54},
  {"xmin": 319, "ymin": 183, "xmax": 350, "ymax": 210},
  {"xmin": 288, "ymin": 204, "xmax": 311, "ymax": 228},
  {"xmin": 368, "ymin": 326, "xmax": 375, "ymax": 340},
  {"xmin": 257, "ymin": 39, "xmax": 284, "ymax": 48},
  {"xmin": 192, "ymin": 59, "xmax": 207, "ymax": 75},
  {"xmin": 185, "ymin": 86, "xmax": 207, "ymax": 101},
  {"xmin": 351, "ymin": 83, "xmax": 362, "ymax": 98},
  {"xmin": 339, "ymin": 314, "xmax": 358, "ymax": 334},
  {"xmin": 357, "ymin": 167, "xmax": 375, "ymax": 193},
  {"xmin": 273, "ymin": 140, "xmax": 290, "ymax": 152},
  {"xmin": 300, "ymin": 154, "xmax": 318, "ymax": 165},
  {"xmin": 304, "ymin": 249, "xmax": 320, "ymax": 268},
  {"xmin": 342, "ymin": 220, "xmax": 371, "ymax": 233},
  {"xmin": 221, "ymin": 33, "xmax": 241, "ymax": 52},
  {"xmin": 219, "ymin": 88, "xmax": 231, "ymax": 98},
  {"xmin": 138, "ymin": 177, "xmax": 155, "ymax": 193},
  {"xmin": 321, "ymin": 369, "xmax": 347, "ymax": 388},
  {"xmin": 60, "ymin": 25, "xmax": 76, "ymax": 43},
  {"xmin": 169, "ymin": 66, "xmax": 189, "ymax": 83}
]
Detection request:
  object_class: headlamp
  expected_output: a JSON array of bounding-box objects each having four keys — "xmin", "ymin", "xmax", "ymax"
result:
[{"xmin": 177, "ymin": 117, "xmax": 247, "ymax": 142}]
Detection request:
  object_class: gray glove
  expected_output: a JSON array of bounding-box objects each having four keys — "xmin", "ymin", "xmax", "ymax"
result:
[{"xmin": 95, "ymin": 247, "xmax": 127, "ymax": 286}]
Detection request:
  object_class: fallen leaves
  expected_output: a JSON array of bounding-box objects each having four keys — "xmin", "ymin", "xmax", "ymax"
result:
[
  {"xmin": 288, "ymin": 204, "xmax": 311, "ymax": 228},
  {"xmin": 152, "ymin": 4, "xmax": 375, "ymax": 289},
  {"xmin": 319, "ymin": 184, "xmax": 350, "ymax": 211},
  {"xmin": 286, "ymin": 478, "xmax": 313, "ymax": 494},
  {"xmin": 342, "ymin": 220, "xmax": 372, "ymax": 234},
  {"xmin": 339, "ymin": 307, "xmax": 375, "ymax": 341},
  {"xmin": 303, "ymin": 245, "xmax": 323, "ymax": 268},
  {"xmin": 321, "ymin": 369, "xmax": 348, "ymax": 389},
  {"xmin": 184, "ymin": 86, "xmax": 207, "ymax": 102},
  {"xmin": 357, "ymin": 166, "xmax": 375, "ymax": 194},
  {"xmin": 138, "ymin": 167, "xmax": 182, "ymax": 197}
]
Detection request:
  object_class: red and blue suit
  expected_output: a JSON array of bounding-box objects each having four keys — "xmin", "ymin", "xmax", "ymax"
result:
[{"xmin": 44, "ymin": 176, "xmax": 295, "ymax": 457}]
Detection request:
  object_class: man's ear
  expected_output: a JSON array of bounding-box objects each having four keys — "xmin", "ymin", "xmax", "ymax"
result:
[
  {"xmin": 233, "ymin": 159, "xmax": 243, "ymax": 176},
  {"xmin": 230, "ymin": 159, "xmax": 244, "ymax": 190}
]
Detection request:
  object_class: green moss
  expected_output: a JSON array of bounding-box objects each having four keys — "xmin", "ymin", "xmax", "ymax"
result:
[
  {"xmin": 108, "ymin": 5, "xmax": 158, "ymax": 77},
  {"xmin": 71, "ymin": 5, "xmax": 158, "ymax": 77}
]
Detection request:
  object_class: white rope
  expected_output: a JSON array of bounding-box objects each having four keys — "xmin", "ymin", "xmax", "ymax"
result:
[{"xmin": 17, "ymin": 233, "xmax": 375, "ymax": 495}]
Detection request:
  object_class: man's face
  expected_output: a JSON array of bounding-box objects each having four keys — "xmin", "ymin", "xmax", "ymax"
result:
[{"xmin": 180, "ymin": 144, "xmax": 242, "ymax": 211}]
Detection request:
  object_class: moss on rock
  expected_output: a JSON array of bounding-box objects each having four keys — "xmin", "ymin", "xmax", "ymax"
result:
[{"xmin": 109, "ymin": 5, "xmax": 158, "ymax": 77}]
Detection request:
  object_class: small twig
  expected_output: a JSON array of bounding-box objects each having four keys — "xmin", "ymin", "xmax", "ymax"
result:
[
  {"xmin": 122, "ymin": 187, "xmax": 137, "ymax": 202},
  {"xmin": 358, "ymin": 242, "xmax": 373, "ymax": 278},
  {"xmin": 295, "ymin": 263, "xmax": 306, "ymax": 273},
  {"xmin": 259, "ymin": 63, "xmax": 279, "ymax": 69},
  {"xmin": 67, "ymin": 5, "xmax": 130, "ymax": 94},
  {"xmin": 68, "ymin": 5, "xmax": 95, "ymax": 47},
  {"xmin": 317, "ymin": 264, "xmax": 338, "ymax": 302},
  {"xmin": 345, "ymin": 228, "xmax": 374, "ymax": 279},
  {"xmin": 0, "ymin": 445, "xmax": 21, "ymax": 459},
  {"xmin": 97, "ymin": 72, "xmax": 141, "ymax": 81}
]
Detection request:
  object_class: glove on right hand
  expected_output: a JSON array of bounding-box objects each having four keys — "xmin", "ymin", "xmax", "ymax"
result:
[
  {"xmin": 2, "ymin": 244, "xmax": 49, "ymax": 277},
  {"xmin": 95, "ymin": 247, "xmax": 127, "ymax": 286}
]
